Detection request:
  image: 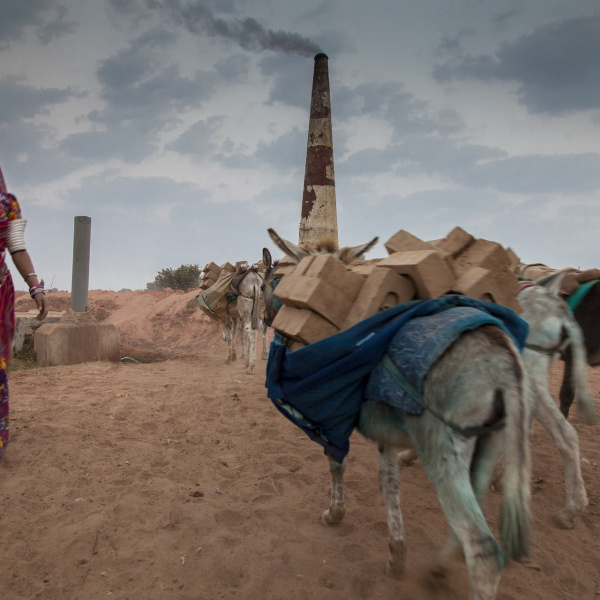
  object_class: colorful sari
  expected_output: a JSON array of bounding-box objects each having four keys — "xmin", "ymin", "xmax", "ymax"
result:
[{"xmin": 0, "ymin": 166, "xmax": 21, "ymax": 459}]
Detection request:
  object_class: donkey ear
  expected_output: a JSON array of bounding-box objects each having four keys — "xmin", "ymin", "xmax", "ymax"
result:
[
  {"xmin": 262, "ymin": 248, "xmax": 272, "ymax": 270},
  {"xmin": 339, "ymin": 236, "xmax": 379, "ymax": 263},
  {"xmin": 267, "ymin": 228, "xmax": 311, "ymax": 264}
]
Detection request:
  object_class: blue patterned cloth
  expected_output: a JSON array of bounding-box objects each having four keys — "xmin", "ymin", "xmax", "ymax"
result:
[
  {"xmin": 366, "ymin": 306, "xmax": 507, "ymax": 415},
  {"xmin": 265, "ymin": 295, "xmax": 529, "ymax": 463}
]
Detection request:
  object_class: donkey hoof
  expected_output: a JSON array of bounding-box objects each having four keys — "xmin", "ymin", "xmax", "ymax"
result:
[
  {"xmin": 246, "ymin": 369, "xmax": 255, "ymax": 375},
  {"xmin": 385, "ymin": 558, "xmax": 405, "ymax": 580},
  {"xmin": 552, "ymin": 511, "xmax": 576, "ymax": 530},
  {"xmin": 321, "ymin": 508, "xmax": 344, "ymax": 526},
  {"xmin": 397, "ymin": 449, "xmax": 417, "ymax": 467}
]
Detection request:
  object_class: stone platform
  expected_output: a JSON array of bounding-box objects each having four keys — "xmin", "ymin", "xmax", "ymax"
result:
[{"xmin": 33, "ymin": 309, "xmax": 121, "ymax": 366}]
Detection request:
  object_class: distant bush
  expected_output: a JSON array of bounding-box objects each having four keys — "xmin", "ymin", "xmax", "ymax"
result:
[{"xmin": 148, "ymin": 264, "xmax": 201, "ymax": 292}]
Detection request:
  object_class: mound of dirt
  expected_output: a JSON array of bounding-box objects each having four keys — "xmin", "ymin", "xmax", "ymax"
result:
[{"xmin": 15, "ymin": 289, "xmax": 227, "ymax": 361}]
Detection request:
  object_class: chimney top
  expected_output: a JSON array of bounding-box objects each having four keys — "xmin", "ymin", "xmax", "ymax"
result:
[{"xmin": 314, "ymin": 52, "xmax": 328, "ymax": 61}]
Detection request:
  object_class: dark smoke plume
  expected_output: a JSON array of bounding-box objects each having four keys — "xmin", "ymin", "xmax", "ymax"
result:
[{"xmin": 156, "ymin": 0, "xmax": 322, "ymax": 56}]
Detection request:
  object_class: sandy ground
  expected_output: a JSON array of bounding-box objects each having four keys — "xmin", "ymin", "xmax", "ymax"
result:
[{"xmin": 2, "ymin": 290, "xmax": 599, "ymax": 600}]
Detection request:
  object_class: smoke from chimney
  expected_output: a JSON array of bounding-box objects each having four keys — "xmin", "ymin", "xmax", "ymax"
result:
[{"xmin": 134, "ymin": 0, "xmax": 323, "ymax": 56}]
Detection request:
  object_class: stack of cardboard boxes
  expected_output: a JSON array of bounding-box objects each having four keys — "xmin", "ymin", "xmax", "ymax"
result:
[{"xmin": 272, "ymin": 226, "xmax": 522, "ymax": 349}]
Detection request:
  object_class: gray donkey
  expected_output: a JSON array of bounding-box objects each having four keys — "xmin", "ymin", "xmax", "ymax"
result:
[{"xmin": 262, "ymin": 229, "xmax": 532, "ymax": 600}]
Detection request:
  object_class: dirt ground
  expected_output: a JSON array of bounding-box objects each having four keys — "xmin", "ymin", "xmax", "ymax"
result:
[{"xmin": 2, "ymin": 290, "xmax": 599, "ymax": 600}]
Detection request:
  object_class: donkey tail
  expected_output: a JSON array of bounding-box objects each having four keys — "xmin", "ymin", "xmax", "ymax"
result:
[
  {"xmin": 250, "ymin": 284, "xmax": 260, "ymax": 330},
  {"xmin": 564, "ymin": 318, "xmax": 597, "ymax": 425},
  {"xmin": 499, "ymin": 361, "xmax": 533, "ymax": 561}
]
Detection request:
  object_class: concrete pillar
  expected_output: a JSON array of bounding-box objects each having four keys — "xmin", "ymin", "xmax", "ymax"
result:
[
  {"xmin": 34, "ymin": 215, "xmax": 121, "ymax": 365},
  {"xmin": 299, "ymin": 53, "xmax": 338, "ymax": 248},
  {"xmin": 71, "ymin": 216, "xmax": 91, "ymax": 311}
]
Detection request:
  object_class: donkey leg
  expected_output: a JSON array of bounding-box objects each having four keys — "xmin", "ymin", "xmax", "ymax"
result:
[
  {"xmin": 419, "ymin": 435, "xmax": 503, "ymax": 600},
  {"xmin": 261, "ymin": 323, "xmax": 269, "ymax": 360},
  {"xmin": 225, "ymin": 320, "xmax": 236, "ymax": 363},
  {"xmin": 532, "ymin": 382, "xmax": 588, "ymax": 528},
  {"xmin": 377, "ymin": 445, "xmax": 407, "ymax": 579},
  {"xmin": 321, "ymin": 455, "xmax": 347, "ymax": 525},
  {"xmin": 438, "ymin": 431, "xmax": 506, "ymax": 569},
  {"xmin": 239, "ymin": 321, "xmax": 246, "ymax": 359},
  {"xmin": 245, "ymin": 324, "xmax": 257, "ymax": 375}
]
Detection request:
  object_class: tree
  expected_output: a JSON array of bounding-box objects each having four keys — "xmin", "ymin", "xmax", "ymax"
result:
[{"xmin": 149, "ymin": 264, "xmax": 201, "ymax": 292}]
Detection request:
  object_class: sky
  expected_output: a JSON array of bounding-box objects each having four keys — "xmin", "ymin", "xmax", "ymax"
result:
[{"xmin": 1, "ymin": 0, "xmax": 599, "ymax": 291}]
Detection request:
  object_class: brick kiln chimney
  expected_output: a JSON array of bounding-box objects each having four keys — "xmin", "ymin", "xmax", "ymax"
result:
[{"xmin": 298, "ymin": 53, "xmax": 338, "ymax": 248}]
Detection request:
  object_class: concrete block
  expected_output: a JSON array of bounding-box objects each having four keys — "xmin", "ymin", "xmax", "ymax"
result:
[
  {"xmin": 576, "ymin": 268, "xmax": 600, "ymax": 283},
  {"xmin": 343, "ymin": 268, "xmax": 416, "ymax": 329},
  {"xmin": 451, "ymin": 267, "xmax": 497, "ymax": 299},
  {"xmin": 274, "ymin": 257, "xmax": 297, "ymax": 277},
  {"xmin": 384, "ymin": 230, "xmax": 455, "ymax": 275},
  {"xmin": 454, "ymin": 238, "xmax": 511, "ymax": 275},
  {"xmin": 384, "ymin": 230, "xmax": 432, "ymax": 255},
  {"xmin": 294, "ymin": 255, "xmax": 364, "ymax": 294},
  {"xmin": 273, "ymin": 274, "xmax": 356, "ymax": 328},
  {"xmin": 437, "ymin": 227, "xmax": 475, "ymax": 258},
  {"xmin": 377, "ymin": 250, "xmax": 454, "ymax": 299},
  {"xmin": 287, "ymin": 340, "xmax": 307, "ymax": 352},
  {"xmin": 13, "ymin": 310, "xmax": 65, "ymax": 353},
  {"xmin": 452, "ymin": 267, "xmax": 521, "ymax": 313},
  {"xmin": 272, "ymin": 305, "xmax": 338, "ymax": 345},
  {"xmin": 34, "ymin": 320, "xmax": 121, "ymax": 365},
  {"xmin": 505, "ymin": 247, "xmax": 520, "ymax": 272},
  {"xmin": 560, "ymin": 273, "xmax": 580, "ymax": 296},
  {"xmin": 348, "ymin": 259, "xmax": 382, "ymax": 278}
]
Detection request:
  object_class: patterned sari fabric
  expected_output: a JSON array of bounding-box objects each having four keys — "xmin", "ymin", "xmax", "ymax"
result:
[{"xmin": 0, "ymin": 171, "xmax": 22, "ymax": 458}]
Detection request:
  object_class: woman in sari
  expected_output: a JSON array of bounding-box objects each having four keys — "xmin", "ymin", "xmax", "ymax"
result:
[{"xmin": 0, "ymin": 164, "xmax": 48, "ymax": 460}]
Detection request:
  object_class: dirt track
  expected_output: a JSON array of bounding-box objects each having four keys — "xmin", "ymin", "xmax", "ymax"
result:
[{"xmin": 2, "ymin": 290, "xmax": 599, "ymax": 600}]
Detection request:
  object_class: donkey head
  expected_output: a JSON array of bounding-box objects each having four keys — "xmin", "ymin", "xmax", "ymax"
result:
[{"xmin": 261, "ymin": 228, "xmax": 379, "ymax": 327}]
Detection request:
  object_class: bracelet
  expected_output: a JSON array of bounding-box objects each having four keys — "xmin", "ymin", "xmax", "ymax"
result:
[
  {"xmin": 29, "ymin": 284, "xmax": 45, "ymax": 298},
  {"xmin": 25, "ymin": 273, "xmax": 37, "ymax": 280}
]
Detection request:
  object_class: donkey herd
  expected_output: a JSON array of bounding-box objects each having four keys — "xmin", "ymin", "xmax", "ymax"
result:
[{"xmin": 208, "ymin": 229, "xmax": 598, "ymax": 600}]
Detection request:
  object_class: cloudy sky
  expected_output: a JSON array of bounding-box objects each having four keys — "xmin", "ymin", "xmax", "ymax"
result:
[{"xmin": 1, "ymin": 0, "xmax": 599, "ymax": 291}]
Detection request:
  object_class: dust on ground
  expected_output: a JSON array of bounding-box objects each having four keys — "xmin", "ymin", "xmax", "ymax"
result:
[{"xmin": 3, "ymin": 289, "xmax": 600, "ymax": 600}]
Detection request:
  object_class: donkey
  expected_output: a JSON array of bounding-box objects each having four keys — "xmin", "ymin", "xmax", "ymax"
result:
[
  {"xmin": 402, "ymin": 282, "xmax": 597, "ymax": 529},
  {"xmin": 529, "ymin": 268, "xmax": 600, "ymax": 418},
  {"xmin": 515, "ymin": 283, "xmax": 597, "ymax": 528},
  {"xmin": 223, "ymin": 265, "xmax": 264, "ymax": 375},
  {"xmin": 262, "ymin": 229, "xmax": 532, "ymax": 600},
  {"xmin": 233, "ymin": 317, "xmax": 270, "ymax": 363}
]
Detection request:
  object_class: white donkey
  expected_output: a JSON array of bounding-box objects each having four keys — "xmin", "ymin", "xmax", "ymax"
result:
[
  {"xmin": 233, "ymin": 315, "xmax": 269, "ymax": 363},
  {"xmin": 263, "ymin": 230, "xmax": 532, "ymax": 600},
  {"xmin": 223, "ymin": 265, "xmax": 264, "ymax": 375},
  {"xmin": 517, "ymin": 283, "xmax": 596, "ymax": 528}
]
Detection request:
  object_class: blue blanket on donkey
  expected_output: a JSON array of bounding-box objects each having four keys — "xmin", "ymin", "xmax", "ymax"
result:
[{"xmin": 265, "ymin": 295, "xmax": 529, "ymax": 464}]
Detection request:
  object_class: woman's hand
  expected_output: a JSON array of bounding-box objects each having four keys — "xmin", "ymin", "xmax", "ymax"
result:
[{"xmin": 34, "ymin": 291, "xmax": 48, "ymax": 321}]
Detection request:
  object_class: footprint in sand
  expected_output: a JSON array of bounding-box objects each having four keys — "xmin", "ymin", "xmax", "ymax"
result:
[
  {"xmin": 340, "ymin": 543, "xmax": 367, "ymax": 563},
  {"xmin": 214, "ymin": 509, "xmax": 246, "ymax": 528}
]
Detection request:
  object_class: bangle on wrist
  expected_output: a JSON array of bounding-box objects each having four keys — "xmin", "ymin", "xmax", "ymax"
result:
[{"xmin": 29, "ymin": 284, "xmax": 45, "ymax": 298}]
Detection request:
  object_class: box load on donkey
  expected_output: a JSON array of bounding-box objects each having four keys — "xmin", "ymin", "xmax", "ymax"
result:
[
  {"xmin": 271, "ymin": 226, "xmax": 522, "ymax": 348},
  {"xmin": 197, "ymin": 261, "xmax": 263, "ymax": 324}
]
